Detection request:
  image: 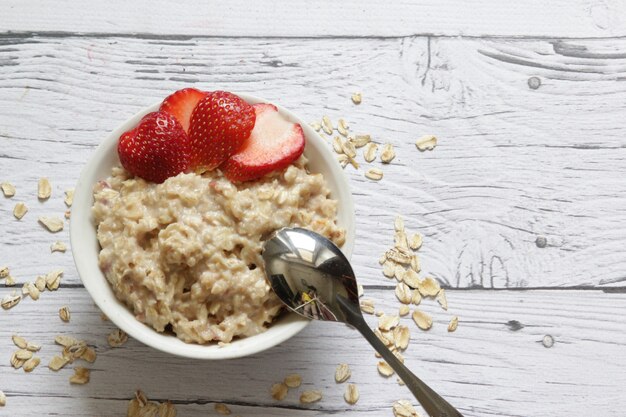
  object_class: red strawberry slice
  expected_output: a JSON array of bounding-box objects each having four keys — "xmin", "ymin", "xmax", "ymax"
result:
[
  {"xmin": 221, "ymin": 103, "xmax": 305, "ymax": 182},
  {"xmin": 159, "ymin": 88, "xmax": 207, "ymax": 133},
  {"xmin": 117, "ymin": 111, "xmax": 191, "ymax": 183},
  {"xmin": 188, "ymin": 91, "xmax": 256, "ymax": 172}
]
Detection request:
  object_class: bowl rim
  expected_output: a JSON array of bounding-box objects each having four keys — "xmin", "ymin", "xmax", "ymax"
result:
[{"xmin": 70, "ymin": 92, "xmax": 355, "ymax": 360}]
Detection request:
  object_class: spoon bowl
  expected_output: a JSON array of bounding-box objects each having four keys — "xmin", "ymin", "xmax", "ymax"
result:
[
  {"xmin": 262, "ymin": 227, "xmax": 358, "ymax": 322},
  {"xmin": 263, "ymin": 227, "xmax": 464, "ymax": 417}
]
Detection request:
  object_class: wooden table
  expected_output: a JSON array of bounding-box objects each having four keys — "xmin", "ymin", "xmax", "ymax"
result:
[{"xmin": 1, "ymin": 2, "xmax": 625, "ymax": 416}]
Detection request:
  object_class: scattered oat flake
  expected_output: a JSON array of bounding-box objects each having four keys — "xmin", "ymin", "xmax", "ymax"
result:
[
  {"xmin": 0, "ymin": 266, "xmax": 8, "ymax": 279},
  {"xmin": 55, "ymin": 335, "xmax": 78, "ymax": 347},
  {"xmin": 378, "ymin": 314, "xmax": 400, "ymax": 331},
  {"xmin": 48, "ymin": 355, "xmax": 70, "ymax": 371},
  {"xmin": 363, "ymin": 142, "xmax": 377, "ymax": 162},
  {"xmin": 382, "ymin": 260, "xmax": 396, "ymax": 278},
  {"xmin": 397, "ymin": 377, "xmax": 406, "ymax": 386},
  {"xmin": 415, "ymin": 134, "xmax": 437, "ymax": 151},
  {"xmin": 321, "ymin": 116, "xmax": 333, "ymax": 135},
  {"xmin": 69, "ymin": 367, "xmax": 90, "ymax": 384},
  {"xmin": 23, "ymin": 356, "xmax": 40, "ymax": 372},
  {"xmin": 375, "ymin": 310, "xmax": 384, "ymax": 317},
  {"xmin": 0, "ymin": 390, "xmax": 5, "ymax": 407},
  {"xmin": 16, "ymin": 349, "xmax": 33, "ymax": 360},
  {"xmin": 376, "ymin": 328, "xmax": 393, "ymax": 346},
  {"xmin": 360, "ymin": 299, "xmax": 375, "ymax": 314},
  {"xmin": 412, "ymin": 309, "xmax": 433, "ymax": 330},
  {"xmin": 380, "ymin": 143, "xmax": 396, "ymax": 163},
  {"xmin": 4, "ymin": 276, "xmax": 15, "ymax": 286},
  {"xmin": 80, "ymin": 347, "xmax": 97, "ymax": 363},
  {"xmin": 284, "ymin": 373, "xmax": 302, "ymax": 388},
  {"xmin": 64, "ymin": 189, "xmax": 74, "ymax": 207},
  {"xmin": 448, "ymin": 316, "xmax": 459, "ymax": 332},
  {"xmin": 12, "ymin": 335, "xmax": 27, "ymax": 349},
  {"xmin": 386, "ymin": 247, "xmax": 413, "ymax": 265},
  {"xmin": 395, "ymin": 230, "xmax": 408, "ymax": 250},
  {"xmin": 46, "ymin": 269, "xmax": 63, "ymax": 290},
  {"xmin": 351, "ymin": 92, "xmax": 362, "ymax": 104},
  {"xmin": 27, "ymin": 282, "xmax": 40, "ymax": 300},
  {"xmin": 335, "ymin": 363, "xmax": 351, "ymax": 383},
  {"xmin": 13, "ymin": 202, "xmax": 28, "ymax": 220},
  {"xmin": 357, "ymin": 284, "xmax": 364, "ymax": 298},
  {"xmin": 377, "ymin": 361, "xmax": 394, "ymax": 377},
  {"xmin": 340, "ymin": 137, "xmax": 357, "ymax": 158},
  {"xmin": 332, "ymin": 136, "xmax": 343, "ymax": 154},
  {"xmin": 309, "ymin": 121, "xmax": 321, "ymax": 132},
  {"xmin": 299, "ymin": 390, "xmax": 322, "ymax": 404},
  {"xmin": 108, "ymin": 329, "xmax": 128, "ymax": 347},
  {"xmin": 38, "ymin": 178, "xmax": 51, "ymax": 200},
  {"xmin": 399, "ymin": 305, "xmax": 410, "ymax": 316},
  {"xmin": 35, "ymin": 276, "xmax": 46, "ymax": 292},
  {"xmin": 64, "ymin": 210, "xmax": 71, "ymax": 219},
  {"xmin": 394, "ymin": 264, "xmax": 406, "ymax": 282},
  {"xmin": 394, "ymin": 325, "xmax": 411, "ymax": 350},
  {"xmin": 1, "ymin": 182, "xmax": 15, "ymax": 197},
  {"xmin": 39, "ymin": 216, "xmax": 64, "ymax": 232},
  {"xmin": 365, "ymin": 168, "xmax": 383, "ymax": 181},
  {"xmin": 410, "ymin": 255, "xmax": 421, "ymax": 273},
  {"xmin": 50, "ymin": 241, "xmax": 67, "ymax": 253},
  {"xmin": 26, "ymin": 342, "xmax": 41, "ymax": 352},
  {"xmin": 395, "ymin": 282, "xmax": 412, "ymax": 304},
  {"xmin": 418, "ymin": 277, "xmax": 441, "ymax": 297},
  {"xmin": 409, "ymin": 233, "xmax": 423, "ymax": 250},
  {"xmin": 10, "ymin": 352, "xmax": 25, "ymax": 369},
  {"xmin": 393, "ymin": 400, "xmax": 421, "ymax": 417},
  {"xmin": 337, "ymin": 119, "xmax": 349, "ymax": 137},
  {"xmin": 394, "ymin": 215, "xmax": 405, "ymax": 232},
  {"xmin": 344, "ymin": 383, "xmax": 359, "ymax": 405},
  {"xmin": 214, "ymin": 403, "xmax": 231, "ymax": 415},
  {"xmin": 1, "ymin": 293, "xmax": 21, "ymax": 310},
  {"xmin": 270, "ymin": 382, "xmax": 288, "ymax": 401},
  {"xmin": 403, "ymin": 269, "xmax": 420, "ymax": 288},
  {"xmin": 59, "ymin": 306, "xmax": 71, "ymax": 322},
  {"xmin": 352, "ymin": 134, "xmax": 371, "ymax": 148},
  {"xmin": 436, "ymin": 289, "xmax": 448, "ymax": 310}
]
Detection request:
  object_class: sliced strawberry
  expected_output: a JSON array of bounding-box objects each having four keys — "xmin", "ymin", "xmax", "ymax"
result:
[
  {"xmin": 159, "ymin": 88, "xmax": 207, "ymax": 133},
  {"xmin": 188, "ymin": 91, "xmax": 256, "ymax": 172},
  {"xmin": 117, "ymin": 111, "xmax": 191, "ymax": 183},
  {"xmin": 221, "ymin": 103, "xmax": 305, "ymax": 182}
]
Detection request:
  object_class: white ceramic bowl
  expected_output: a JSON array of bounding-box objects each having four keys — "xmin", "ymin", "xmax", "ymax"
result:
[{"xmin": 70, "ymin": 93, "xmax": 355, "ymax": 359}]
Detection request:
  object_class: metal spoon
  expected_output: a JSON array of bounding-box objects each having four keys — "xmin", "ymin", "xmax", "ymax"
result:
[{"xmin": 262, "ymin": 227, "xmax": 464, "ymax": 417}]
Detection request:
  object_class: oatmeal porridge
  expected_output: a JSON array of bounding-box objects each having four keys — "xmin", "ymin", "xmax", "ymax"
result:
[{"xmin": 92, "ymin": 157, "xmax": 345, "ymax": 344}]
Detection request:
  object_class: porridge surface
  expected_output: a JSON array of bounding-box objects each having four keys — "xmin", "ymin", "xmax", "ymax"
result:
[{"xmin": 92, "ymin": 157, "xmax": 345, "ymax": 343}]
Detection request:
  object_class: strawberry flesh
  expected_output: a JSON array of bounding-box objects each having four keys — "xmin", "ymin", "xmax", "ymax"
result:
[
  {"xmin": 159, "ymin": 88, "xmax": 207, "ymax": 133},
  {"xmin": 188, "ymin": 91, "xmax": 256, "ymax": 172},
  {"xmin": 221, "ymin": 103, "xmax": 305, "ymax": 182},
  {"xmin": 117, "ymin": 111, "xmax": 191, "ymax": 183}
]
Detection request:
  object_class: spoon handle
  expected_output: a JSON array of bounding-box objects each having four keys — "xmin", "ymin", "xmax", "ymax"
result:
[{"xmin": 343, "ymin": 307, "xmax": 464, "ymax": 417}]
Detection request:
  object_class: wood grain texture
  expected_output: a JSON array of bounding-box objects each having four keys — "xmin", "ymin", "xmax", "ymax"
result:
[
  {"xmin": 1, "ymin": 35, "xmax": 625, "ymax": 288},
  {"xmin": 0, "ymin": 288, "xmax": 625, "ymax": 417},
  {"xmin": 2, "ymin": 0, "xmax": 626, "ymax": 38}
]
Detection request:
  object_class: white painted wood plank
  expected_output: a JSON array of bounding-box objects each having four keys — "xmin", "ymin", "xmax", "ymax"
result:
[
  {"xmin": 1, "ymin": 0, "xmax": 626, "ymax": 38},
  {"xmin": 1, "ymin": 36, "xmax": 625, "ymax": 288},
  {"xmin": 0, "ymin": 288, "xmax": 625, "ymax": 417}
]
